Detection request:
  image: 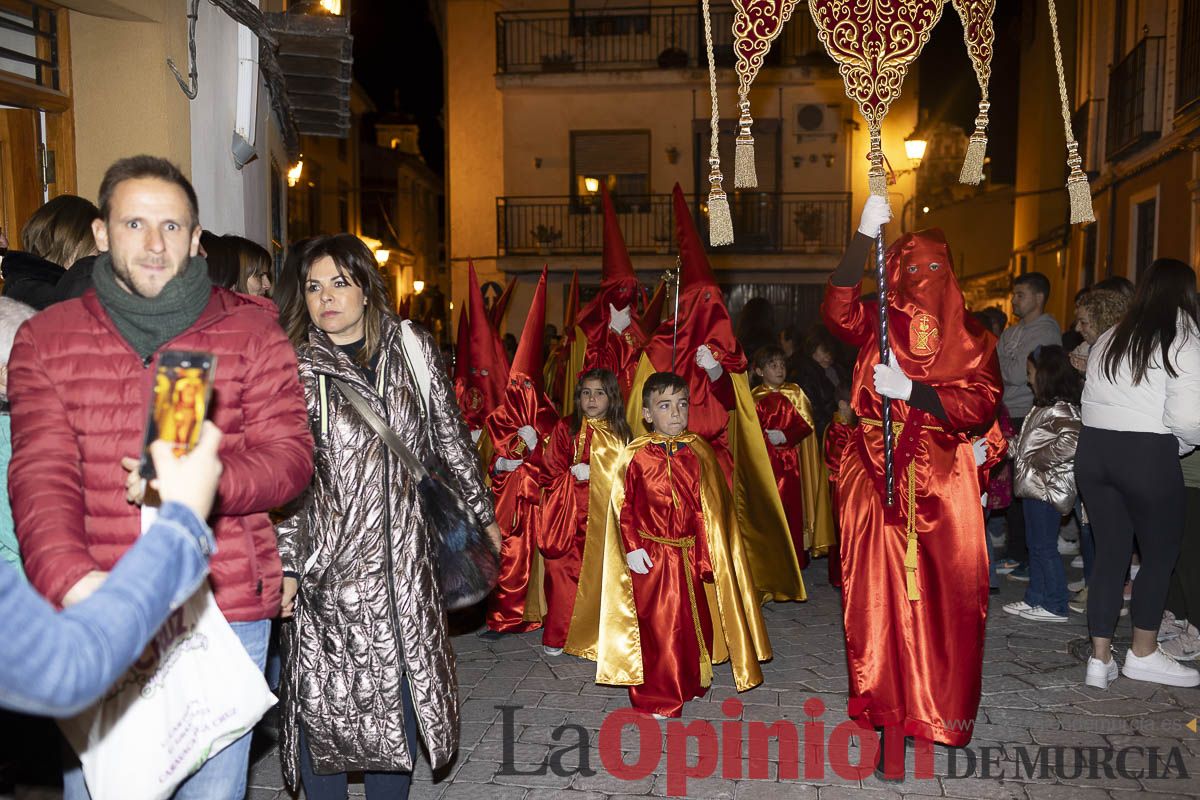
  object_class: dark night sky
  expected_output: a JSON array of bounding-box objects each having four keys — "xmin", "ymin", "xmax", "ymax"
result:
[
  {"xmin": 351, "ymin": 1, "xmax": 446, "ymax": 172},
  {"xmin": 919, "ymin": 2, "xmax": 1023, "ymax": 185},
  {"xmin": 351, "ymin": 2, "xmax": 1024, "ymax": 184}
]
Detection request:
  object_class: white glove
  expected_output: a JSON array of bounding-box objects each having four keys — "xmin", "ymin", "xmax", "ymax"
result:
[
  {"xmin": 857, "ymin": 194, "xmax": 893, "ymax": 238},
  {"xmin": 972, "ymin": 438, "xmax": 988, "ymax": 467},
  {"xmin": 626, "ymin": 548, "xmax": 654, "ymax": 575},
  {"xmin": 517, "ymin": 425, "xmax": 539, "ymax": 453},
  {"xmin": 570, "ymin": 462, "xmax": 590, "ymax": 481},
  {"xmin": 495, "ymin": 457, "xmax": 524, "ymax": 473},
  {"xmin": 982, "ymin": 492, "xmax": 989, "ymax": 507},
  {"xmin": 872, "ymin": 352, "xmax": 912, "ymax": 401},
  {"xmin": 609, "ymin": 304, "xmax": 631, "ymax": 334},
  {"xmin": 695, "ymin": 345, "xmax": 719, "ymax": 372},
  {"xmin": 470, "ymin": 428, "xmax": 483, "ymax": 444},
  {"xmin": 767, "ymin": 429, "xmax": 787, "ymax": 446}
]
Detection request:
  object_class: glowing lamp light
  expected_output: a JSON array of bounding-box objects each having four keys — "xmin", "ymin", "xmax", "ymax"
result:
[
  {"xmin": 286, "ymin": 160, "xmax": 304, "ymax": 187},
  {"xmin": 319, "ymin": 0, "xmax": 342, "ymax": 14},
  {"xmin": 374, "ymin": 249, "xmax": 390, "ymax": 266},
  {"xmin": 413, "ymin": 280, "xmax": 425, "ymax": 294},
  {"xmin": 583, "ymin": 177, "xmax": 600, "ymax": 194},
  {"xmin": 903, "ymin": 136, "xmax": 927, "ymax": 168},
  {"xmin": 922, "ymin": 205, "xmax": 930, "ymax": 214}
]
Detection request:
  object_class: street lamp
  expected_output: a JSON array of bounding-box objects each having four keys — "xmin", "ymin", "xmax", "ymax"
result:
[
  {"xmin": 583, "ymin": 177, "xmax": 600, "ymax": 194},
  {"xmin": 413, "ymin": 280, "xmax": 425, "ymax": 294},
  {"xmin": 286, "ymin": 159, "xmax": 304, "ymax": 187},
  {"xmin": 374, "ymin": 249, "xmax": 390, "ymax": 266},
  {"xmin": 904, "ymin": 133, "xmax": 927, "ymax": 168}
]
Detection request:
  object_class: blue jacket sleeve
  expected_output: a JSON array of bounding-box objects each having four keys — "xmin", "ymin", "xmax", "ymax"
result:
[{"xmin": 0, "ymin": 502, "xmax": 214, "ymax": 718}]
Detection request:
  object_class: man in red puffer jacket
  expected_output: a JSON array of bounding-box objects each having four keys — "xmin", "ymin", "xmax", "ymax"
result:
[{"xmin": 7, "ymin": 155, "xmax": 313, "ymax": 800}]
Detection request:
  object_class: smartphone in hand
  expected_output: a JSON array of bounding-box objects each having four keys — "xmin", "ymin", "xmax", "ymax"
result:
[{"xmin": 138, "ymin": 350, "xmax": 217, "ymax": 480}]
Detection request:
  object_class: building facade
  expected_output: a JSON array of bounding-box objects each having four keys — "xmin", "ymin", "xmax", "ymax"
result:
[{"xmin": 443, "ymin": 0, "xmax": 919, "ymax": 337}]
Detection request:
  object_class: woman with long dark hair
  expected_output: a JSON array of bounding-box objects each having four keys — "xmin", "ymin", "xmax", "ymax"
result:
[
  {"xmin": 273, "ymin": 234, "xmax": 500, "ymax": 799},
  {"xmin": 1076, "ymin": 258, "xmax": 1200, "ymax": 689}
]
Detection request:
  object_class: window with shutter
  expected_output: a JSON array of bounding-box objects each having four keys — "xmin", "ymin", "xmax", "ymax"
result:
[{"xmin": 571, "ymin": 131, "xmax": 650, "ymax": 208}]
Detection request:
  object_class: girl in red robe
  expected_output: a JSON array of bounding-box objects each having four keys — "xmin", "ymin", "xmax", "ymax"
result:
[
  {"xmin": 751, "ymin": 345, "xmax": 815, "ymax": 567},
  {"xmin": 822, "ymin": 197, "xmax": 1001, "ymax": 779},
  {"xmin": 537, "ymin": 369, "xmax": 631, "ymax": 655}
]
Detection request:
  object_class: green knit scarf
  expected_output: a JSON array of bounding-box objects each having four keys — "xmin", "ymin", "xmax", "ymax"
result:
[{"xmin": 92, "ymin": 252, "xmax": 213, "ymax": 359}]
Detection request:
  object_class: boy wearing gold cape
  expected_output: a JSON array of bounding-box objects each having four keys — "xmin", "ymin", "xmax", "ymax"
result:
[{"xmin": 597, "ymin": 372, "xmax": 771, "ymax": 718}]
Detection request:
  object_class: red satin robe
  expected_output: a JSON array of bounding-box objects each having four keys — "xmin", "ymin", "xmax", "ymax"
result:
[
  {"xmin": 486, "ymin": 434, "xmax": 545, "ymax": 634},
  {"xmin": 753, "ymin": 388, "xmax": 814, "ymax": 567},
  {"xmin": 583, "ymin": 325, "xmax": 645, "ymax": 398},
  {"xmin": 823, "ymin": 415, "xmax": 855, "ymax": 588},
  {"xmin": 618, "ymin": 441, "xmax": 715, "ymax": 718},
  {"xmin": 537, "ymin": 418, "xmax": 592, "ymax": 648},
  {"xmin": 822, "ymin": 283, "xmax": 1001, "ymax": 748}
]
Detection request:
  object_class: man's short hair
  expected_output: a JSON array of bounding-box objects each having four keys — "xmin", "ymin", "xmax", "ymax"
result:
[
  {"xmin": 642, "ymin": 372, "xmax": 689, "ymax": 408},
  {"xmin": 1013, "ymin": 272, "xmax": 1051, "ymax": 300},
  {"xmin": 98, "ymin": 155, "xmax": 200, "ymax": 229}
]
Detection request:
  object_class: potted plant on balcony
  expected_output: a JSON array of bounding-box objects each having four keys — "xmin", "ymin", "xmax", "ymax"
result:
[
  {"xmin": 541, "ymin": 52, "xmax": 576, "ymax": 73},
  {"xmin": 795, "ymin": 207, "xmax": 823, "ymax": 253},
  {"xmin": 532, "ymin": 224, "xmax": 562, "ymax": 255},
  {"xmin": 658, "ymin": 46, "xmax": 688, "ymax": 69}
]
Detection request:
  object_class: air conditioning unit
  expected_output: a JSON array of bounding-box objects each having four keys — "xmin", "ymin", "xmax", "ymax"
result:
[{"xmin": 794, "ymin": 103, "xmax": 840, "ymax": 142}]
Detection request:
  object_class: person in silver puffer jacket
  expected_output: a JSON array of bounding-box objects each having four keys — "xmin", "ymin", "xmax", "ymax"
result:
[
  {"xmin": 1005, "ymin": 345, "xmax": 1083, "ymax": 624},
  {"xmin": 273, "ymin": 235, "xmax": 499, "ymax": 798}
]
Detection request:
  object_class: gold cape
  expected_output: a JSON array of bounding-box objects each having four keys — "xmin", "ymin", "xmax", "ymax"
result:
[
  {"xmin": 750, "ymin": 383, "xmax": 837, "ymax": 557},
  {"xmin": 562, "ymin": 418, "xmax": 627, "ymax": 659},
  {"xmin": 624, "ymin": 354, "xmax": 807, "ymax": 602},
  {"xmin": 595, "ymin": 433, "xmax": 771, "ymax": 691}
]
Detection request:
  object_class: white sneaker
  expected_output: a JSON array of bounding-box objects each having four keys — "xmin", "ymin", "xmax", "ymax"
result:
[
  {"xmin": 1122, "ymin": 647, "xmax": 1200, "ymax": 687},
  {"xmin": 1058, "ymin": 536, "xmax": 1080, "ymax": 555},
  {"xmin": 1070, "ymin": 556, "xmax": 1084, "ymax": 569},
  {"xmin": 1003, "ymin": 600, "xmax": 1034, "ymax": 616},
  {"xmin": 1019, "ymin": 606, "xmax": 1069, "ymax": 623},
  {"xmin": 1086, "ymin": 653, "xmax": 1119, "ymax": 689},
  {"xmin": 1067, "ymin": 578, "xmax": 1087, "ymax": 592},
  {"xmin": 543, "ymin": 645, "xmax": 564, "ymax": 656}
]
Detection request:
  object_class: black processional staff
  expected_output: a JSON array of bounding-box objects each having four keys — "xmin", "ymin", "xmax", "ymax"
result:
[{"xmin": 875, "ymin": 226, "xmax": 895, "ymax": 506}]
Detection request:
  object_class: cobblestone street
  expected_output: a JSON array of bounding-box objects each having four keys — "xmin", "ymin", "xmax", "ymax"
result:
[{"xmin": 243, "ymin": 564, "xmax": 1200, "ymax": 800}]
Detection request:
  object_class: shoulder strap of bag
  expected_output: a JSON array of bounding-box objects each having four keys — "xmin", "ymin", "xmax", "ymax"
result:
[
  {"xmin": 396, "ymin": 319, "xmax": 437, "ymax": 451},
  {"xmin": 330, "ymin": 376, "xmax": 429, "ymax": 481}
]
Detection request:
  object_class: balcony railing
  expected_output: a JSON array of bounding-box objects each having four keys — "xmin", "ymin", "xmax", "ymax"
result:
[
  {"xmin": 1178, "ymin": 0, "xmax": 1200, "ymax": 115},
  {"xmin": 1106, "ymin": 36, "xmax": 1164, "ymax": 160},
  {"xmin": 496, "ymin": 4, "xmax": 822, "ymax": 75},
  {"xmin": 496, "ymin": 192, "xmax": 851, "ymax": 257}
]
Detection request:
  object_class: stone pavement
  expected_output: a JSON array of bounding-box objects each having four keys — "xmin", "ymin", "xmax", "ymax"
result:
[{"xmin": 244, "ymin": 562, "xmax": 1200, "ymax": 800}]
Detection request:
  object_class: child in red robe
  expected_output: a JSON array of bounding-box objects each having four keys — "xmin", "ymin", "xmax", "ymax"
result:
[
  {"xmin": 537, "ymin": 368, "xmax": 631, "ymax": 656},
  {"xmin": 752, "ymin": 345, "xmax": 815, "ymax": 567},
  {"xmin": 823, "ymin": 384, "xmax": 858, "ymax": 589},
  {"xmin": 597, "ymin": 373, "xmax": 771, "ymax": 718}
]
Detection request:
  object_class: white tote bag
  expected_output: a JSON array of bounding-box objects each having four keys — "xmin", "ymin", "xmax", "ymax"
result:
[{"xmin": 59, "ymin": 508, "xmax": 276, "ymax": 800}]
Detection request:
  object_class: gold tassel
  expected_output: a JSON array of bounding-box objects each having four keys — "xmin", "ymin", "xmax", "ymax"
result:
[
  {"xmin": 904, "ymin": 461, "xmax": 920, "ymax": 601},
  {"xmin": 1065, "ymin": 141, "xmax": 1095, "ymax": 224},
  {"xmin": 734, "ymin": 98, "xmax": 757, "ymax": 189},
  {"xmin": 959, "ymin": 103, "xmax": 990, "ymax": 186},
  {"xmin": 708, "ymin": 157, "xmax": 735, "ymax": 247}
]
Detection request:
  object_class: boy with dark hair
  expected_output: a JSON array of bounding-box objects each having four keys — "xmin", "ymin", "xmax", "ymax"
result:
[
  {"xmin": 751, "ymin": 346, "xmax": 836, "ymax": 569},
  {"xmin": 596, "ymin": 373, "xmax": 771, "ymax": 718}
]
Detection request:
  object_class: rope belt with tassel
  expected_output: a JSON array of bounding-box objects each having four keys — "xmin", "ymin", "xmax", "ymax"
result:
[
  {"xmin": 860, "ymin": 418, "xmax": 944, "ymax": 602},
  {"xmin": 639, "ymin": 531, "xmax": 713, "ymax": 688}
]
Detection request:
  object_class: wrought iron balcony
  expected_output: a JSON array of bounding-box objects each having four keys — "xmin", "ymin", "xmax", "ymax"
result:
[
  {"xmin": 496, "ymin": 192, "xmax": 851, "ymax": 257},
  {"xmin": 495, "ymin": 4, "xmax": 822, "ymax": 75},
  {"xmin": 1106, "ymin": 36, "xmax": 1165, "ymax": 160}
]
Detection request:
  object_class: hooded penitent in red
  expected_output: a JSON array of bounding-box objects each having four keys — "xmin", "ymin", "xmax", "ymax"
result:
[
  {"xmin": 453, "ymin": 260, "xmax": 509, "ymax": 431},
  {"xmin": 545, "ymin": 270, "xmax": 579, "ymax": 409},
  {"xmin": 821, "ymin": 228, "xmax": 1001, "ymax": 750},
  {"xmin": 484, "ymin": 268, "xmax": 557, "ymax": 633},
  {"xmin": 574, "ymin": 185, "xmax": 645, "ymax": 398}
]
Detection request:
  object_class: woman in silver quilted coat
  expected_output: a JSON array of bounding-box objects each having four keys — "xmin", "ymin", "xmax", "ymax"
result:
[{"xmin": 274, "ymin": 234, "xmax": 499, "ymax": 799}]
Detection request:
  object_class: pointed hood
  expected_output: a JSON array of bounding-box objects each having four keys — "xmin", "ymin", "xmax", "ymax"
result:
[
  {"xmin": 639, "ymin": 279, "xmax": 668, "ymax": 339},
  {"xmin": 673, "ymin": 183, "xmax": 718, "ymax": 296},
  {"xmin": 510, "ymin": 267, "xmax": 548, "ymax": 392},
  {"xmin": 453, "ymin": 260, "xmax": 509, "ymax": 429},
  {"xmin": 565, "ymin": 269, "xmax": 580, "ymax": 332},
  {"xmin": 487, "ymin": 268, "xmax": 558, "ymax": 445},
  {"xmin": 489, "ymin": 275, "xmax": 517, "ymax": 329},
  {"xmin": 643, "ymin": 184, "xmax": 745, "ymax": 376},
  {"xmin": 577, "ymin": 185, "xmax": 641, "ymax": 337}
]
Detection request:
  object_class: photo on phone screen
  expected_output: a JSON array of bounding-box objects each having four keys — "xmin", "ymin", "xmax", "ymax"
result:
[{"xmin": 138, "ymin": 351, "xmax": 217, "ymax": 480}]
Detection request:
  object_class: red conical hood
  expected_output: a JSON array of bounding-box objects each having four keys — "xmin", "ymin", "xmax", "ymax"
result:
[
  {"xmin": 510, "ymin": 267, "xmax": 548, "ymax": 392},
  {"xmin": 453, "ymin": 260, "xmax": 509, "ymax": 429},
  {"xmin": 601, "ymin": 184, "xmax": 636, "ymax": 283},
  {"xmin": 639, "ymin": 279, "xmax": 668, "ymax": 338},
  {"xmin": 565, "ymin": 270, "xmax": 580, "ymax": 331},
  {"xmin": 673, "ymin": 183, "xmax": 718, "ymax": 294},
  {"xmin": 489, "ymin": 275, "xmax": 517, "ymax": 329}
]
